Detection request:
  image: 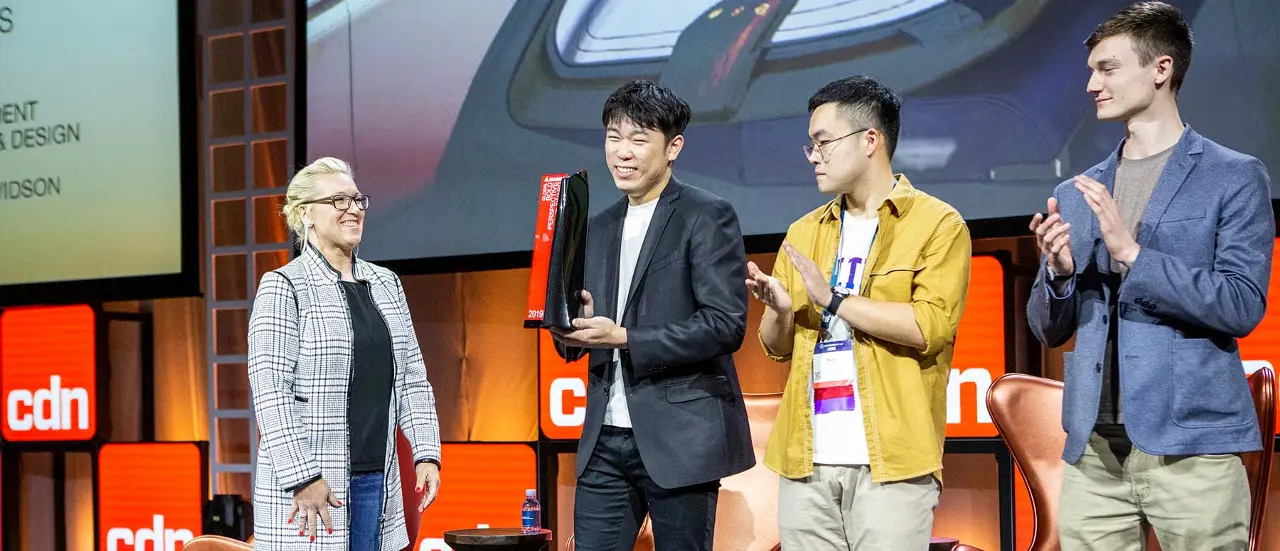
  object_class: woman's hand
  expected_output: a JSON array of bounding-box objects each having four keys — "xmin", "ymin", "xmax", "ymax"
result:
[
  {"xmin": 289, "ymin": 478, "xmax": 341, "ymax": 541},
  {"xmin": 416, "ymin": 462, "xmax": 441, "ymax": 512}
]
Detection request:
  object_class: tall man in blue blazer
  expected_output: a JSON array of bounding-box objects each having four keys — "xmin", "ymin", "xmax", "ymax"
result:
[
  {"xmin": 551, "ymin": 80, "xmax": 755, "ymax": 551},
  {"xmin": 1028, "ymin": 2, "xmax": 1274, "ymax": 549}
]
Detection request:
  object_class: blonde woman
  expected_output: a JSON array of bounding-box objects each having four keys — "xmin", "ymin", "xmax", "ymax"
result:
[{"xmin": 248, "ymin": 157, "xmax": 442, "ymax": 551}]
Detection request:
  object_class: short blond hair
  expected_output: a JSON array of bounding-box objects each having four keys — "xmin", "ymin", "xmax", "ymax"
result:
[{"xmin": 282, "ymin": 157, "xmax": 353, "ymax": 246}]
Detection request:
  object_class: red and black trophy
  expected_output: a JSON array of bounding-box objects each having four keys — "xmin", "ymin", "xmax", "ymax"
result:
[{"xmin": 524, "ymin": 171, "xmax": 589, "ymax": 353}]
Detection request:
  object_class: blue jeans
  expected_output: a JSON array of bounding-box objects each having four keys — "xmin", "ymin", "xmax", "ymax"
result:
[{"xmin": 349, "ymin": 471, "xmax": 385, "ymax": 551}]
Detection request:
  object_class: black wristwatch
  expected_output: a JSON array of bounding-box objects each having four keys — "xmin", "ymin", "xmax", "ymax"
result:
[
  {"xmin": 1047, "ymin": 264, "xmax": 1073, "ymax": 282},
  {"xmin": 826, "ymin": 287, "xmax": 849, "ymax": 316}
]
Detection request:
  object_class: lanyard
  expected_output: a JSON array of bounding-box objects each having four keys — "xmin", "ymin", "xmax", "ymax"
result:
[
  {"xmin": 820, "ymin": 182, "xmax": 893, "ymax": 334},
  {"xmin": 821, "ymin": 199, "xmax": 851, "ymax": 334}
]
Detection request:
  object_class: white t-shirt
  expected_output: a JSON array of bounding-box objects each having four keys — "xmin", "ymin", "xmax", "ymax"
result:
[
  {"xmin": 604, "ymin": 199, "xmax": 658, "ymax": 427},
  {"xmin": 811, "ymin": 213, "xmax": 878, "ymax": 465}
]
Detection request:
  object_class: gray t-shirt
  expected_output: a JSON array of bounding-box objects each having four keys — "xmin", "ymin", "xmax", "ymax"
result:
[
  {"xmin": 1095, "ymin": 142, "xmax": 1172, "ymax": 425},
  {"xmin": 1098, "ymin": 144, "xmax": 1175, "ymax": 428}
]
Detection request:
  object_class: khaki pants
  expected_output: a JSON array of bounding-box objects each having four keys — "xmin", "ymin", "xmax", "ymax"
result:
[
  {"xmin": 778, "ymin": 465, "xmax": 939, "ymax": 550},
  {"xmin": 1059, "ymin": 432, "xmax": 1251, "ymax": 550}
]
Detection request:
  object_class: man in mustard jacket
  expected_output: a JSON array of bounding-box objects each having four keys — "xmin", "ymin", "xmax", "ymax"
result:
[{"xmin": 747, "ymin": 75, "xmax": 971, "ymax": 550}]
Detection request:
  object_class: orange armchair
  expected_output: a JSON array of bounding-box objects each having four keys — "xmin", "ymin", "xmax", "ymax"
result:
[
  {"xmin": 987, "ymin": 367, "xmax": 1275, "ymax": 551},
  {"xmin": 1243, "ymin": 365, "xmax": 1275, "ymax": 551},
  {"xmin": 986, "ymin": 374, "xmax": 1067, "ymax": 551},
  {"xmin": 183, "ymin": 535, "xmax": 253, "ymax": 551}
]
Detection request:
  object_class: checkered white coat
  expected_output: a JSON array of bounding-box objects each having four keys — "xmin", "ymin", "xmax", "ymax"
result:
[{"xmin": 248, "ymin": 245, "xmax": 441, "ymax": 551}]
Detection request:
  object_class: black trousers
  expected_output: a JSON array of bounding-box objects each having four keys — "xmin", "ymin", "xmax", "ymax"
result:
[{"xmin": 573, "ymin": 425, "xmax": 720, "ymax": 551}]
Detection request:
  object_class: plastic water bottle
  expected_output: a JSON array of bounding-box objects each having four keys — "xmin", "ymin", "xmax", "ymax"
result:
[{"xmin": 521, "ymin": 489, "xmax": 541, "ymax": 534}]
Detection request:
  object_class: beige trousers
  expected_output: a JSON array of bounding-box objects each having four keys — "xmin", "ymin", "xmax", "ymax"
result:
[
  {"xmin": 1059, "ymin": 432, "xmax": 1251, "ymax": 550},
  {"xmin": 778, "ymin": 464, "xmax": 939, "ymax": 550}
]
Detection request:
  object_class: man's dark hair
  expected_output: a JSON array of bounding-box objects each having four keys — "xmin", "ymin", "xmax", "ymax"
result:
[
  {"xmin": 808, "ymin": 75, "xmax": 902, "ymax": 158},
  {"xmin": 601, "ymin": 80, "xmax": 691, "ymax": 143},
  {"xmin": 1085, "ymin": 1, "xmax": 1193, "ymax": 92}
]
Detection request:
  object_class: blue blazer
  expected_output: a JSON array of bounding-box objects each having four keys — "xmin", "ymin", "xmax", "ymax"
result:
[{"xmin": 1028, "ymin": 125, "xmax": 1274, "ymax": 462}]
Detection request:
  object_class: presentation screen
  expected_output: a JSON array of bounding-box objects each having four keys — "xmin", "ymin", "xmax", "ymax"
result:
[
  {"xmin": 0, "ymin": 0, "xmax": 196, "ymax": 304},
  {"xmin": 306, "ymin": 0, "xmax": 1280, "ymax": 262}
]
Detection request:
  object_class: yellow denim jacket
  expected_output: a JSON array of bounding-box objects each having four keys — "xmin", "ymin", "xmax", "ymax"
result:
[{"xmin": 762, "ymin": 175, "xmax": 971, "ymax": 483}]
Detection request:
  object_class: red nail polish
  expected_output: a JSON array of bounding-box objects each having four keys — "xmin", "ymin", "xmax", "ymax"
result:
[
  {"xmin": 310, "ymin": 536, "xmax": 315, "ymax": 542},
  {"xmin": 299, "ymin": 531, "xmax": 304, "ymax": 536},
  {"xmin": 328, "ymin": 528, "xmax": 333, "ymax": 534},
  {"xmin": 337, "ymin": 501, "xmax": 343, "ymax": 506}
]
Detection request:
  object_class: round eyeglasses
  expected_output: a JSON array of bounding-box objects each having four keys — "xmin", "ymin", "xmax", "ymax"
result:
[{"xmin": 803, "ymin": 128, "xmax": 870, "ymax": 162}]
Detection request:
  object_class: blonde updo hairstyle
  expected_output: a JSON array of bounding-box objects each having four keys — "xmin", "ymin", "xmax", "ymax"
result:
[{"xmin": 282, "ymin": 157, "xmax": 354, "ymax": 247}]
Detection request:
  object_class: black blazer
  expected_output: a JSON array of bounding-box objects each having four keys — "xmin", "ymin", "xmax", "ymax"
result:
[{"xmin": 559, "ymin": 177, "xmax": 755, "ymax": 489}]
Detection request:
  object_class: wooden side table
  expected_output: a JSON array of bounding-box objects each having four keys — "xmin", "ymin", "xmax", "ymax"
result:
[{"xmin": 443, "ymin": 528, "xmax": 553, "ymax": 551}]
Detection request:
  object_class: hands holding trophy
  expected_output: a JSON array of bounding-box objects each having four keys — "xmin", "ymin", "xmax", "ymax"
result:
[{"xmin": 523, "ymin": 170, "xmax": 590, "ymax": 359}]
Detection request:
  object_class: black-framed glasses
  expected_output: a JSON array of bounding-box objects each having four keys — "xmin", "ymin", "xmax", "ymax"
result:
[
  {"xmin": 300, "ymin": 193, "xmax": 370, "ymax": 211},
  {"xmin": 803, "ymin": 128, "xmax": 870, "ymax": 162}
]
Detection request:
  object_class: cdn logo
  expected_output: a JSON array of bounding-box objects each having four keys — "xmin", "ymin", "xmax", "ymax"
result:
[
  {"xmin": 543, "ymin": 374, "xmax": 586, "ymax": 440},
  {"xmin": 946, "ymin": 366, "xmax": 1003, "ymax": 438},
  {"xmin": 0, "ymin": 305, "xmax": 97, "ymax": 441},
  {"xmin": 7, "ymin": 375, "xmax": 91, "ymax": 432},
  {"xmin": 549, "ymin": 377, "xmax": 585, "ymax": 427},
  {"xmin": 106, "ymin": 515, "xmax": 193, "ymax": 551}
]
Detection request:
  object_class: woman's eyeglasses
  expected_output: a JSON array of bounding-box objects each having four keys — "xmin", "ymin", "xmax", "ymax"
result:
[{"xmin": 300, "ymin": 193, "xmax": 371, "ymax": 212}]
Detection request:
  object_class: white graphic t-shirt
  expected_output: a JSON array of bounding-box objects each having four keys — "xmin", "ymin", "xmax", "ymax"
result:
[{"xmin": 811, "ymin": 213, "xmax": 878, "ymax": 465}]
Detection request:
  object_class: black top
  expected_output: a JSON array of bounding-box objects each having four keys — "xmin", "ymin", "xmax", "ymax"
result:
[{"xmin": 341, "ymin": 280, "xmax": 395, "ymax": 474}]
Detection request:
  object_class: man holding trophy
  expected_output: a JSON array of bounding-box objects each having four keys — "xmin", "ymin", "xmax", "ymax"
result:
[{"xmin": 549, "ymin": 80, "xmax": 755, "ymax": 551}]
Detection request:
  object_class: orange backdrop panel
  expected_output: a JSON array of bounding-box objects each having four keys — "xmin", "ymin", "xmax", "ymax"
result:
[
  {"xmin": 0, "ymin": 304, "xmax": 97, "ymax": 442},
  {"xmin": 413, "ymin": 443, "xmax": 538, "ymax": 551},
  {"xmin": 97, "ymin": 443, "xmax": 204, "ymax": 551},
  {"xmin": 540, "ymin": 331, "xmax": 587, "ymax": 440},
  {"xmin": 948, "ymin": 256, "xmax": 1006, "ymax": 438}
]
